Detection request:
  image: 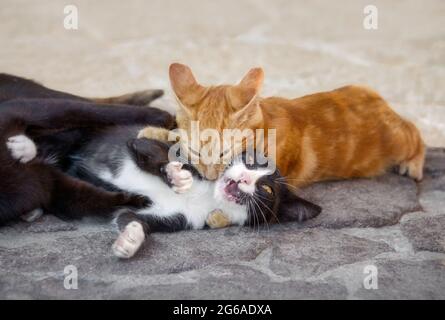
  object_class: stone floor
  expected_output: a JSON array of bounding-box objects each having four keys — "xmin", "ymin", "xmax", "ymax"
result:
[
  {"xmin": 0, "ymin": 149, "xmax": 444, "ymax": 299},
  {"xmin": 0, "ymin": 0, "xmax": 444, "ymax": 299}
]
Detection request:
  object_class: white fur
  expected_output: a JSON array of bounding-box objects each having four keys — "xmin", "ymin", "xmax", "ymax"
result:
[
  {"xmin": 6, "ymin": 135, "xmax": 37, "ymax": 163},
  {"xmin": 97, "ymin": 156, "xmax": 249, "ymax": 229},
  {"xmin": 165, "ymin": 161, "xmax": 194, "ymax": 193},
  {"xmin": 220, "ymin": 161, "xmax": 272, "ymax": 195},
  {"xmin": 112, "ymin": 221, "xmax": 145, "ymax": 259}
]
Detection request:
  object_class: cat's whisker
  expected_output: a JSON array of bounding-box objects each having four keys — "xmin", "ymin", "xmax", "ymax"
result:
[
  {"xmin": 247, "ymin": 198, "xmax": 257, "ymax": 234},
  {"xmin": 275, "ymin": 176, "xmax": 309, "ymax": 185},
  {"xmin": 253, "ymin": 199, "xmax": 262, "ymax": 234},
  {"xmin": 251, "ymin": 197, "xmax": 264, "ymax": 234},
  {"xmin": 250, "ymin": 195, "xmax": 270, "ymax": 232},
  {"xmin": 275, "ymin": 180, "xmax": 301, "ymax": 194},
  {"xmin": 249, "ymin": 196, "xmax": 262, "ymax": 233},
  {"xmin": 252, "ymin": 194, "xmax": 276, "ymax": 227}
]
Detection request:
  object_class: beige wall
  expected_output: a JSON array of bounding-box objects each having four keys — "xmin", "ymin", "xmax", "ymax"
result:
[{"xmin": 1, "ymin": 0, "xmax": 444, "ymax": 146}]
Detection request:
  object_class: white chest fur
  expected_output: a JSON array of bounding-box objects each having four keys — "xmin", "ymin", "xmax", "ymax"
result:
[{"xmin": 97, "ymin": 157, "xmax": 248, "ymax": 229}]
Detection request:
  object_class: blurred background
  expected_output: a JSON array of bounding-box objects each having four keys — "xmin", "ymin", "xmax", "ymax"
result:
[{"xmin": 1, "ymin": 0, "xmax": 444, "ymax": 146}]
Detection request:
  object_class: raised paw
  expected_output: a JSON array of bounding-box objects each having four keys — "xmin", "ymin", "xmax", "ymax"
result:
[
  {"xmin": 6, "ymin": 135, "xmax": 37, "ymax": 163},
  {"xmin": 166, "ymin": 161, "xmax": 193, "ymax": 194},
  {"xmin": 112, "ymin": 221, "xmax": 145, "ymax": 259},
  {"xmin": 137, "ymin": 126, "xmax": 170, "ymax": 141},
  {"xmin": 122, "ymin": 193, "xmax": 152, "ymax": 209},
  {"xmin": 206, "ymin": 209, "xmax": 231, "ymax": 229}
]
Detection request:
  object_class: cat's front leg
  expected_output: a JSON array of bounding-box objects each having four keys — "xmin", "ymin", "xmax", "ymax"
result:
[
  {"xmin": 206, "ymin": 209, "xmax": 232, "ymax": 229},
  {"xmin": 165, "ymin": 161, "xmax": 194, "ymax": 194},
  {"xmin": 137, "ymin": 126, "xmax": 170, "ymax": 142}
]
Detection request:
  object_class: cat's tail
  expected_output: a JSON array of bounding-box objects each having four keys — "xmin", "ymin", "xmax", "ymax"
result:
[
  {"xmin": 0, "ymin": 72, "xmax": 164, "ymax": 107},
  {"xmin": 92, "ymin": 89, "xmax": 164, "ymax": 106}
]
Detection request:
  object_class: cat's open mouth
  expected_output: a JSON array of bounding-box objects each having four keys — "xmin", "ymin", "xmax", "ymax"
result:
[{"xmin": 223, "ymin": 178, "xmax": 245, "ymax": 204}]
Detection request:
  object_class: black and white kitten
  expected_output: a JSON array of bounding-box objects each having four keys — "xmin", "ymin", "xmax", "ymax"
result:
[
  {"xmin": 8, "ymin": 128, "xmax": 322, "ymax": 259},
  {"xmin": 69, "ymin": 126, "xmax": 324, "ymax": 257}
]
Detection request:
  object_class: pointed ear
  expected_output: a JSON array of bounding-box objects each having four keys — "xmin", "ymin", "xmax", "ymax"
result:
[
  {"xmin": 229, "ymin": 68, "xmax": 264, "ymax": 109},
  {"xmin": 239, "ymin": 67, "xmax": 264, "ymax": 92},
  {"xmin": 127, "ymin": 138, "xmax": 169, "ymax": 165},
  {"xmin": 169, "ymin": 63, "xmax": 203, "ymax": 105},
  {"xmin": 279, "ymin": 190, "xmax": 322, "ymax": 223},
  {"xmin": 126, "ymin": 138, "xmax": 150, "ymax": 157}
]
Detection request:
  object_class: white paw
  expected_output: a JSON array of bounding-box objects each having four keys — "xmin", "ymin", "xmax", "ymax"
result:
[
  {"xmin": 6, "ymin": 135, "xmax": 37, "ymax": 163},
  {"xmin": 112, "ymin": 221, "xmax": 145, "ymax": 259},
  {"xmin": 21, "ymin": 208, "xmax": 44, "ymax": 222},
  {"xmin": 166, "ymin": 161, "xmax": 193, "ymax": 194},
  {"xmin": 399, "ymin": 163, "xmax": 408, "ymax": 175}
]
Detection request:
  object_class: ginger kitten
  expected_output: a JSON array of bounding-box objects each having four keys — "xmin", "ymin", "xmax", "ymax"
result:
[{"xmin": 140, "ymin": 63, "xmax": 425, "ymax": 187}]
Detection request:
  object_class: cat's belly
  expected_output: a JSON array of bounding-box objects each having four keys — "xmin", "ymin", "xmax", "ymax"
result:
[
  {"xmin": 136, "ymin": 179, "xmax": 217, "ymax": 229},
  {"xmin": 98, "ymin": 158, "xmax": 217, "ymax": 229}
]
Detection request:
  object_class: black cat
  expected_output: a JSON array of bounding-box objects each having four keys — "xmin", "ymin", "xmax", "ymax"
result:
[{"xmin": 0, "ymin": 74, "xmax": 174, "ymax": 224}]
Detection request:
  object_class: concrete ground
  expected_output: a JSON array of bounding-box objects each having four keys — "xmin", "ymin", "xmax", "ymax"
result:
[
  {"xmin": 1, "ymin": 149, "xmax": 444, "ymax": 299},
  {"xmin": 0, "ymin": 0, "xmax": 444, "ymax": 299}
]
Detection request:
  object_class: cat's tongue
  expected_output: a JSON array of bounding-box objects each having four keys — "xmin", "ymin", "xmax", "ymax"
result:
[{"xmin": 225, "ymin": 180, "xmax": 240, "ymax": 198}]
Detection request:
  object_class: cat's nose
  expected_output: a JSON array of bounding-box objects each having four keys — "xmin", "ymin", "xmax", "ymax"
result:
[
  {"xmin": 239, "ymin": 172, "xmax": 252, "ymax": 185},
  {"xmin": 205, "ymin": 166, "xmax": 219, "ymax": 180}
]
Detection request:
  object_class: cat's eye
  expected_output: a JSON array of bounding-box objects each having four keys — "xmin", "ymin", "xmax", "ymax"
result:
[{"xmin": 261, "ymin": 185, "xmax": 273, "ymax": 194}]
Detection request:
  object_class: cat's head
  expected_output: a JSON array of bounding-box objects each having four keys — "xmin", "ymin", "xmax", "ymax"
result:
[
  {"xmin": 214, "ymin": 153, "xmax": 322, "ymax": 226},
  {"xmin": 169, "ymin": 63, "xmax": 265, "ymax": 180}
]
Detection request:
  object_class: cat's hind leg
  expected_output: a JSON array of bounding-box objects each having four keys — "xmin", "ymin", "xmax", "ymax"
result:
[
  {"xmin": 112, "ymin": 211, "xmax": 148, "ymax": 259},
  {"xmin": 0, "ymin": 132, "xmax": 49, "ymax": 224},
  {"xmin": 2, "ymin": 132, "xmax": 149, "ymax": 221},
  {"xmin": 112, "ymin": 210, "xmax": 192, "ymax": 259},
  {"xmin": 398, "ymin": 144, "xmax": 425, "ymax": 181},
  {"xmin": 48, "ymin": 169, "xmax": 151, "ymax": 221},
  {"xmin": 396, "ymin": 122, "xmax": 425, "ymax": 181},
  {"xmin": 6, "ymin": 134, "xmax": 37, "ymax": 163}
]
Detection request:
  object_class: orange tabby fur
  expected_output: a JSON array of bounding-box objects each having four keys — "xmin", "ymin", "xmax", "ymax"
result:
[{"xmin": 142, "ymin": 63, "xmax": 425, "ymax": 187}]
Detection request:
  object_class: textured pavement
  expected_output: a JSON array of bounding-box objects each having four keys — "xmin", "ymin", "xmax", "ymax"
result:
[{"xmin": 0, "ymin": 149, "xmax": 444, "ymax": 299}]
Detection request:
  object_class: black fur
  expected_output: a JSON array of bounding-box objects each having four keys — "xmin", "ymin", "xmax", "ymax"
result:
[
  {"xmin": 116, "ymin": 210, "xmax": 190, "ymax": 234},
  {"xmin": 225, "ymin": 152, "xmax": 322, "ymax": 226},
  {"xmin": 0, "ymin": 75, "xmax": 174, "ymax": 225}
]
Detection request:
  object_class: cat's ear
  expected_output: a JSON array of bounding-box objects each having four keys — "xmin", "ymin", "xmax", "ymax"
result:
[
  {"xmin": 169, "ymin": 63, "xmax": 204, "ymax": 106},
  {"xmin": 279, "ymin": 190, "xmax": 322, "ymax": 223},
  {"xmin": 239, "ymin": 68, "xmax": 264, "ymax": 93},
  {"xmin": 228, "ymin": 68, "xmax": 264, "ymax": 110}
]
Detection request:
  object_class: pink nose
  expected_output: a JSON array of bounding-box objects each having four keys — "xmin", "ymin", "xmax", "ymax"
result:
[{"xmin": 239, "ymin": 172, "xmax": 252, "ymax": 185}]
